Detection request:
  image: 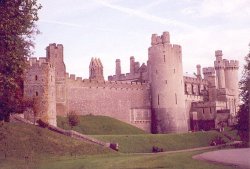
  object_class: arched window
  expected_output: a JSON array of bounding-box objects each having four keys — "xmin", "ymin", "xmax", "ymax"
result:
[
  {"xmin": 36, "ymin": 91, "xmax": 38, "ymax": 96},
  {"xmin": 35, "ymin": 75, "xmax": 38, "ymax": 81}
]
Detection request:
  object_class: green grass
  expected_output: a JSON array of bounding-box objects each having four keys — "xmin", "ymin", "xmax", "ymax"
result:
[
  {"xmin": 93, "ymin": 131, "xmax": 230, "ymax": 153},
  {"xmin": 23, "ymin": 151, "xmax": 239, "ymax": 169},
  {"xmin": 57, "ymin": 115, "xmax": 146, "ymax": 135},
  {"xmin": 0, "ymin": 150, "xmax": 238, "ymax": 169},
  {"xmin": 0, "ymin": 122, "xmax": 112, "ymax": 161}
]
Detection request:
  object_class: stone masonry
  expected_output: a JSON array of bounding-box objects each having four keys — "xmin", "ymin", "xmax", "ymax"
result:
[{"xmin": 23, "ymin": 31, "xmax": 239, "ymax": 133}]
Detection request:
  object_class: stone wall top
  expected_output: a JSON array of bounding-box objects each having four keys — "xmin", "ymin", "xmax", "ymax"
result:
[
  {"xmin": 184, "ymin": 76, "xmax": 208, "ymax": 85},
  {"xmin": 223, "ymin": 59, "xmax": 239, "ymax": 69},
  {"xmin": 66, "ymin": 73, "xmax": 150, "ymax": 90}
]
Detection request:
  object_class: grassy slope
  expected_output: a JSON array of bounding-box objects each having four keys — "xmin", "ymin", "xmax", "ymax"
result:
[
  {"xmin": 57, "ymin": 115, "xmax": 146, "ymax": 135},
  {"xmin": 94, "ymin": 131, "xmax": 230, "ymax": 153},
  {"xmin": 0, "ymin": 122, "xmax": 112, "ymax": 160},
  {"xmin": 38, "ymin": 151, "xmax": 237, "ymax": 169}
]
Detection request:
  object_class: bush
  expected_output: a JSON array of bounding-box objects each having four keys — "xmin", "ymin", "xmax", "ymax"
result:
[
  {"xmin": 210, "ymin": 136, "xmax": 226, "ymax": 146},
  {"xmin": 152, "ymin": 146, "xmax": 163, "ymax": 153},
  {"xmin": 67, "ymin": 111, "xmax": 79, "ymax": 128}
]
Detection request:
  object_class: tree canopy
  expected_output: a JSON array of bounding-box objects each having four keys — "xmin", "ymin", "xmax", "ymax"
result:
[
  {"xmin": 0, "ymin": 0, "xmax": 41, "ymax": 121},
  {"xmin": 234, "ymin": 45, "xmax": 250, "ymax": 145}
]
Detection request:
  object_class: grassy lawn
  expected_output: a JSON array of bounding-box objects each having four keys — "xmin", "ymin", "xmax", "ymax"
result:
[
  {"xmin": 1, "ymin": 150, "xmax": 238, "ymax": 169},
  {"xmin": 93, "ymin": 131, "xmax": 230, "ymax": 153},
  {"xmin": 0, "ymin": 122, "xmax": 112, "ymax": 161},
  {"xmin": 38, "ymin": 151, "xmax": 238, "ymax": 169},
  {"xmin": 57, "ymin": 115, "xmax": 146, "ymax": 135}
]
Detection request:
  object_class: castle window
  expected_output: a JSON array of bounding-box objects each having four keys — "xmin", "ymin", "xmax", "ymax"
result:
[
  {"xmin": 175, "ymin": 93, "xmax": 177, "ymax": 104},
  {"xmin": 36, "ymin": 92, "xmax": 38, "ymax": 96},
  {"xmin": 165, "ymin": 80, "xmax": 167, "ymax": 84},
  {"xmin": 164, "ymin": 55, "xmax": 166, "ymax": 62},
  {"xmin": 35, "ymin": 75, "xmax": 38, "ymax": 81},
  {"xmin": 158, "ymin": 94, "xmax": 160, "ymax": 105}
]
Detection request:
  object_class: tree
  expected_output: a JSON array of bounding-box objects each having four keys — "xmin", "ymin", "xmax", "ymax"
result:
[
  {"xmin": 234, "ymin": 44, "xmax": 250, "ymax": 146},
  {"xmin": 67, "ymin": 111, "xmax": 79, "ymax": 129},
  {"xmin": 0, "ymin": 0, "xmax": 41, "ymax": 121}
]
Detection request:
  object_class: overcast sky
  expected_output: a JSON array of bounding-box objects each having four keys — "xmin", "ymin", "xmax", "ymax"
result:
[{"xmin": 34, "ymin": 0, "xmax": 250, "ymax": 79}]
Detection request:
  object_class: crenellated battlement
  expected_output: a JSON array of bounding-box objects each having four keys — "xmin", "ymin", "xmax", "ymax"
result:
[
  {"xmin": 202, "ymin": 67, "xmax": 215, "ymax": 75},
  {"xmin": 223, "ymin": 59, "xmax": 239, "ymax": 69},
  {"xmin": 47, "ymin": 43, "xmax": 63, "ymax": 50},
  {"xmin": 26, "ymin": 57, "xmax": 54, "ymax": 68},
  {"xmin": 184, "ymin": 76, "xmax": 208, "ymax": 85},
  {"xmin": 151, "ymin": 31, "xmax": 170, "ymax": 45},
  {"xmin": 215, "ymin": 50, "xmax": 223, "ymax": 57},
  {"xmin": 66, "ymin": 73, "xmax": 149, "ymax": 90}
]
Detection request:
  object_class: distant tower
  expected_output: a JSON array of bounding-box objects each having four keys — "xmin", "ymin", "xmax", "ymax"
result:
[
  {"xmin": 214, "ymin": 50, "xmax": 226, "ymax": 88},
  {"xmin": 115, "ymin": 59, "xmax": 121, "ymax": 76},
  {"xmin": 23, "ymin": 58, "xmax": 57, "ymax": 126},
  {"xmin": 130, "ymin": 56, "xmax": 135, "ymax": 75},
  {"xmin": 196, "ymin": 64, "xmax": 201, "ymax": 79},
  {"xmin": 46, "ymin": 44, "xmax": 67, "ymax": 116},
  {"xmin": 224, "ymin": 59, "xmax": 239, "ymax": 115},
  {"xmin": 149, "ymin": 31, "xmax": 188, "ymax": 133},
  {"xmin": 203, "ymin": 67, "xmax": 217, "ymax": 101},
  {"xmin": 89, "ymin": 58, "xmax": 104, "ymax": 81}
]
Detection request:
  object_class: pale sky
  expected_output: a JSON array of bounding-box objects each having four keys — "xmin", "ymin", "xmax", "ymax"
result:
[{"xmin": 34, "ymin": 0, "xmax": 250, "ymax": 79}]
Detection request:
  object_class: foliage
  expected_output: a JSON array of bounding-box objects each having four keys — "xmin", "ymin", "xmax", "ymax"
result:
[
  {"xmin": 57, "ymin": 115, "xmax": 146, "ymax": 135},
  {"xmin": 234, "ymin": 47, "xmax": 250, "ymax": 145},
  {"xmin": 0, "ymin": 0, "xmax": 41, "ymax": 121},
  {"xmin": 67, "ymin": 111, "xmax": 80, "ymax": 129}
]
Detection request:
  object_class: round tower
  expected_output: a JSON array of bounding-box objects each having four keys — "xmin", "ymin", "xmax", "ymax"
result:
[
  {"xmin": 115, "ymin": 59, "xmax": 121, "ymax": 76},
  {"xmin": 214, "ymin": 50, "xmax": 226, "ymax": 88},
  {"xmin": 224, "ymin": 59, "xmax": 239, "ymax": 115},
  {"xmin": 149, "ymin": 32, "xmax": 188, "ymax": 133},
  {"xmin": 23, "ymin": 58, "xmax": 57, "ymax": 126},
  {"xmin": 224, "ymin": 59, "xmax": 239, "ymax": 92}
]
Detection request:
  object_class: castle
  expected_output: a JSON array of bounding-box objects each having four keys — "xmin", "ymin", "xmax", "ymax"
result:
[{"xmin": 23, "ymin": 31, "xmax": 239, "ymax": 133}]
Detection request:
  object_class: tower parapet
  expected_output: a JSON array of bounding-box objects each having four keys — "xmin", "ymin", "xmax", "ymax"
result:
[
  {"xmin": 214, "ymin": 50, "xmax": 225, "ymax": 88},
  {"xmin": 149, "ymin": 31, "xmax": 188, "ymax": 133},
  {"xmin": 151, "ymin": 31, "xmax": 170, "ymax": 45}
]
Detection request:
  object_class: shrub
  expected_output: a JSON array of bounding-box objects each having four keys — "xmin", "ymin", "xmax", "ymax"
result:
[
  {"xmin": 67, "ymin": 111, "xmax": 79, "ymax": 129},
  {"xmin": 152, "ymin": 146, "xmax": 163, "ymax": 153}
]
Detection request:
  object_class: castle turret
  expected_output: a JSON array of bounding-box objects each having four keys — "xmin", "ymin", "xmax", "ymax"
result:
[
  {"xmin": 196, "ymin": 64, "xmax": 201, "ymax": 79},
  {"xmin": 89, "ymin": 57, "xmax": 104, "ymax": 81},
  {"xmin": 46, "ymin": 43, "xmax": 67, "ymax": 116},
  {"xmin": 224, "ymin": 59, "xmax": 239, "ymax": 92},
  {"xmin": 115, "ymin": 59, "xmax": 121, "ymax": 76},
  {"xmin": 203, "ymin": 67, "xmax": 216, "ymax": 101},
  {"xmin": 214, "ymin": 50, "xmax": 226, "ymax": 88},
  {"xmin": 149, "ymin": 31, "xmax": 188, "ymax": 133},
  {"xmin": 224, "ymin": 59, "xmax": 239, "ymax": 115},
  {"xmin": 23, "ymin": 58, "xmax": 57, "ymax": 126},
  {"xmin": 130, "ymin": 56, "xmax": 135, "ymax": 75}
]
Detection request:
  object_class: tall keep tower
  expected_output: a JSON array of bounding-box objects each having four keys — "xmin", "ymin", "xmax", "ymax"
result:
[
  {"xmin": 214, "ymin": 50, "xmax": 226, "ymax": 89},
  {"xmin": 46, "ymin": 44, "xmax": 67, "ymax": 116},
  {"xmin": 149, "ymin": 32, "xmax": 188, "ymax": 133}
]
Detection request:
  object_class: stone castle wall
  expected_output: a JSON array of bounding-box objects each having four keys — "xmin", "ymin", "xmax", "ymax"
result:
[
  {"xmin": 23, "ymin": 57, "xmax": 57, "ymax": 126},
  {"xmin": 22, "ymin": 32, "xmax": 240, "ymax": 133},
  {"xmin": 64, "ymin": 76, "xmax": 151, "ymax": 132}
]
